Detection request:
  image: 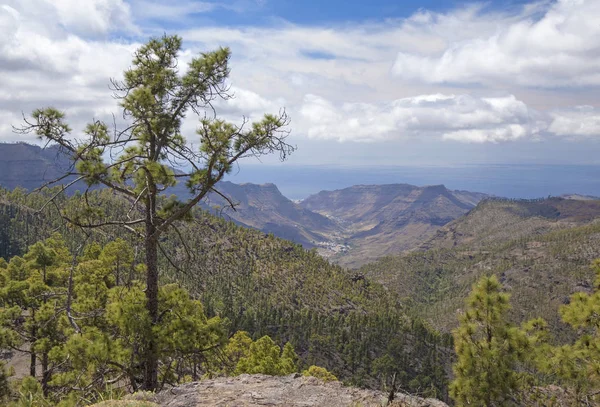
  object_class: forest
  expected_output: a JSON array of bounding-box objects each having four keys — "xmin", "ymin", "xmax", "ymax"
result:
[
  {"xmin": 0, "ymin": 34, "xmax": 599, "ymax": 407},
  {"xmin": 0, "ymin": 187, "xmax": 450, "ymax": 406}
]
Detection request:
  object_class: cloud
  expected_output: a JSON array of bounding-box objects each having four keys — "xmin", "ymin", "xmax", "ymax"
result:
[
  {"xmin": 131, "ymin": 0, "xmax": 218, "ymax": 22},
  {"xmin": 549, "ymin": 106, "xmax": 600, "ymax": 137},
  {"xmin": 48, "ymin": 0, "xmax": 134, "ymax": 36},
  {"xmin": 392, "ymin": 0, "xmax": 600, "ymax": 87},
  {"xmin": 299, "ymin": 94, "xmax": 548, "ymax": 143},
  {"xmin": 0, "ymin": 0, "xmax": 599, "ymax": 156},
  {"xmin": 223, "ymin": 87, "xmax": 284, "ymax": 116}
]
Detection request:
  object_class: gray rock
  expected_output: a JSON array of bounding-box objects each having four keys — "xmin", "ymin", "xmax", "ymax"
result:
[{"xmin": 151, "ymin": 374, "xmax": 448, "ymax": 407}]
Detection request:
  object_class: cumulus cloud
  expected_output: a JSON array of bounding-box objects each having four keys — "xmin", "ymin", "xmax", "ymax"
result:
[
  {"xmin": 48, "ymin": 0, "xmax": 134, "ymax": 36},
  {"xmin": 0, "ymin": 0, "xmax": 599, "ymax": 153},
  {"xmin": 300, "ymin": 94, "xmax": 548, "ymax": 143},
  {"xmin": 392, "ymin": 0, "xmax": 600, "ymax": 87},
  {"xmin": 224, "ymin": 87, "xmax": 284, "ymax": 116},
  {"xmin": 549, "ymin": 106, "xmax": 600, "ymax": 137}
]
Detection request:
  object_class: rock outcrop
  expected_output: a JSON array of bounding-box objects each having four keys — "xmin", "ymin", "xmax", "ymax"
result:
[{"xmin": 137, "ymin": 374, "xmax": 448, "ymax": 407}]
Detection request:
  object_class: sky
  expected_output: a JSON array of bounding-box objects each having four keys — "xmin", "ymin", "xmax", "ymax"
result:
[{"xmin": 1, "ymin": 0, "xmax": 600, "ymax": 166}]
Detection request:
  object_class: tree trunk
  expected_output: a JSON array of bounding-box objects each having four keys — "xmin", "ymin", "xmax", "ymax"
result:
[
  {"xmin": 29, "ymin": 347, "xmax": 36, "ymax": 378},
  {"xmin": 115, "ymin": 258, "xmax": 120, "ymax": 287},
  {"xmin": 143, "ymin": 204, "xmax": 159, "ymax": 391},
  {"xmin": 30, "ymin": 308, "xmax": 36, "ymax": 378},
  {"xmin": 41, "ymin": 352, "xmax": 50, "ymax": 397}
]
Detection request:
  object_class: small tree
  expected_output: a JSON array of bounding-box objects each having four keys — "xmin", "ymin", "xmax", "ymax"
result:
[
  {"xmin": 223, "ymin": 332, "xmax": 298, "ymax": 376},
  {"xmin": 17, "ymin": 35, "xmax": 293, "ymax": 390},
  {"xmin": 450, "ymin": 276, "xmax": 527, "ymax": 407},
  {"xmin": 538, "ymin": 259, "xmax": 600, "ymax": 404},
  {"xmin": 302, "ymin": 365, "xmax": 337, "ymax": 382},
  {"xmin": 0, "ymin": 235, "xmax": 70, "ymax": 397}
]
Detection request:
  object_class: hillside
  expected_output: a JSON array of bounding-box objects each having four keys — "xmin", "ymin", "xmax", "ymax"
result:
[
  {"xmin": 0, "ymin": 143, "xmax": 488, "ymax": 267},
  {"xmin": 201, "ymin": 181, "xmax": 342, "ymax": 247},
  {"xmin": 0, "ymin": 187, "xmax": 451, "ymax": 399},
  {"xmin": 421, "ymin": 197, "xmax": 600, "ymax": 250},
  {"xmin": 361, "ymin": 197, "xmax": 600, "ymax": 338},
  {"xmin": 0, "ymin": 143, "xmax": 77, "ymax": 191},
  {"xmin": 300, "ymin": 184, "xmax": 488, "ymax": 267}
]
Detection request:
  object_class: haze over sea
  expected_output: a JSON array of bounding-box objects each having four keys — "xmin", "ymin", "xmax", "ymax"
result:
[{"xmin": 226, "ymin": 164, "xmax": 600, "ymax": 201}]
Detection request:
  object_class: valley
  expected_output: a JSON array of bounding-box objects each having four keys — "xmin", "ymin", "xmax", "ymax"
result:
[
  {"xmin": 0, "ymin": 143, "xmax": 487, "ymax": 268},
  {"xmin": 3, "ymin": 4, "xmax": 600, "ymax": 404},
  {"xmin": 3, "ymin": 142, "xmax": 600, "ymax": 406}
]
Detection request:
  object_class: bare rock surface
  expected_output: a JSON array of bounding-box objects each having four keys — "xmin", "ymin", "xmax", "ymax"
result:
[{"xmin": 151, "ymin": 374, "xmax": 448, "ymax": 407}]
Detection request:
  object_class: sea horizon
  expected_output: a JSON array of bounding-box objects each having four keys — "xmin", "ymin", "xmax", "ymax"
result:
[{"xmin": 225, "ymin": 163, "xmax": 600, "ymax": 201}]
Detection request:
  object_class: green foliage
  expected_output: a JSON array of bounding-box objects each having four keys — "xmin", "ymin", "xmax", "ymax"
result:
[
  {"xmin": 9, "ymin": 376, "xmax": 51, "ymax": 407},
  {"xmin": 279, "ymin": 342, "xmax": 298, "ymax": 375},
  {"xmin": 0, "ymin": 237, "xmax": 227, "ymax": 404},
  {"xmin": 19, "ymin": 33, "xmax": 293, "ymax": 391},
  {"xmin": 302, "ymin": 365, "xmax": 338, "ymax": 382},
  {"xmin": 0, "ymin": 361, "xmax": 11, "ymax": 402},
  {"xmin": 450, "ymin": 276, "xmax": 528, "ymax": 407},
  {"xmin": 236, "ymin": 336, "xmax": 283, "ymax": 375},
  {"xmin": 224, "ymin": 332, "xmax": 298, "ymax": 376},
  {"xmin": 0, "ymin": 187, "xmax": 452, "ymax": 400},
  {"xmin": 533, "ymin": 259, "xmax": 600, "ymax": 404}
]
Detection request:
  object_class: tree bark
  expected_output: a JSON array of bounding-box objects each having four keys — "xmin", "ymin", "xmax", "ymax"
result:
[
  {"xmin": 143, "ymin": 198, "xmax": 159, "ymax": 391},
  {"xmin": 30, "ymin": 308, "xmax": 36, "ymax": 378},
  {"xmin": 41, "ymin": 352, "xmax": 50, "ymax": 397},
  {"xmin": 29, "ymin": 346, "xmax": 36, "ymax": 378}
]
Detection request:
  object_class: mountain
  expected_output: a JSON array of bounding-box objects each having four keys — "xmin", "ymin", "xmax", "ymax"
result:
[
  {"xmin": 0, "ymin": 187, "xmax": 451, "ymax": 398},
  {"xmin": 0, "ymin": 143, "xmax": 487, "ymax": 267},
  {"xmin": 360, "ymin": 196, "xmax": 600, "ymax": 338},
  {"xmin": 200, "ymin": 181, "xmax": 342, "ymax": 248},
  {"xmin": 421, "ymin": 196, "xmax": 600, "ymax": 250},
  {"xmin": 0, "ymin": 142, "xmax": 77, "ymax": 191},
  {"xmin": 300, "ymin": 184, "xmax": 488, "ymax": 267}
]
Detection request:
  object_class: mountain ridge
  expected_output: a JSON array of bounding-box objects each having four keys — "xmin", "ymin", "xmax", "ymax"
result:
[
  {"xmin": 361, "ymin": 196, "xmax": 600, "ymax": 338},
  {"xmin": 300, "ymin": 183, "xmax": 487, "ymax": 267},
  {"xmin": 0, "ymin": 142, "xmax": 487, "ymax": 266}
]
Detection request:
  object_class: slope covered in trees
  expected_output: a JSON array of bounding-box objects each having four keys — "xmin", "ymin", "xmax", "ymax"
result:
[
  {"xmin": 0, "ymin": 142, "xmax": 489, "ymax": 268},
  {"xmin": 0, "ymin": 187, "xmax": 452, "ymax": 403},
  {"xmin": 361, "ymin": 197, "xmax": 600, "ymax": 338},
  {"xmin": 449, "ymin": 269, "xmax": 600, "ymax": 406}
]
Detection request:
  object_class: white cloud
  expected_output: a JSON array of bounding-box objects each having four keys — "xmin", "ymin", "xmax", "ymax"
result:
[
  {"xmin": 549, "ymin": 106, "xmax": 600, "ymax": 137},
  {"xmin": 392, "ymin": 0, "xmax": 600, "ymax": 87},
  {"xmin": 0, "ymin": 0, "xmax": 598, "ymax": 156},
  {"xmin": 224, "ymin": 87, "xmax": 284, "ymax": 116},
  {"xmin": 300, "ymin": 94, "xmax": 546, "ymax": 143},
  {"xmin": 47, "ymin": 0, "xmax": 134, "ymax": 36}
]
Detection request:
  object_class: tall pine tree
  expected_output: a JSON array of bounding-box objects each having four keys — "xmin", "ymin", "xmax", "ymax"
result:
[
  {"xmin": 450, "ymin": 276, "xmax": 527, "ymax": 407},
  {"xmin": 17, "ymin": 34, "xmax": 293, "ymax": 390}
]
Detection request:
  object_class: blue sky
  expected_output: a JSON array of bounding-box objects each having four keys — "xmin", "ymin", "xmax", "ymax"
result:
[
  {"xmin": 144, "ymin": 0, "xmax": 533, "ymax": 27},
  {"xmin": 1, "ymin": 0, "xmax": 600, "ymax": 167},
  {"xmin": 185, "ymin": 0, "xmax": 455, "ymax": 25}
]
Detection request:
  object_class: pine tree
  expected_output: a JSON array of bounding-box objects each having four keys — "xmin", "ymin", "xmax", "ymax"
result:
[
  {"xmin": 1, "ymin": 237, "xmax": 227, "ymax": 402},
  {"xmin": 0, "ymin": 235, "xmax": 70, "ymax": 397},
  {"xmin": 539, "ymin": 259, "xmax": 600, "ymax": 404},
  {"xmin": 223, "ymin": 332, "xmax": 298, "ymax": 376},
  {"xmin": 17, "ymin": 34, "xmax": 293, "ymax": 390},
  {"xmin": 236, "ymin": 336, "xmax": 283, "ymax": 375},
  {"xmin": 278, "ymin": 342, "xmax": 298, "ymax": 374},
  {"xmin": 450, "ymin": 276, "xmax": 527, "ymax": 407}
]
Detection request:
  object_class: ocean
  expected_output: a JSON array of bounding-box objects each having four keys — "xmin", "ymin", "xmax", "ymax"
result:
[{"xmin": 225, "ymin": 164, "xmax": 600, "ymax": 201}]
